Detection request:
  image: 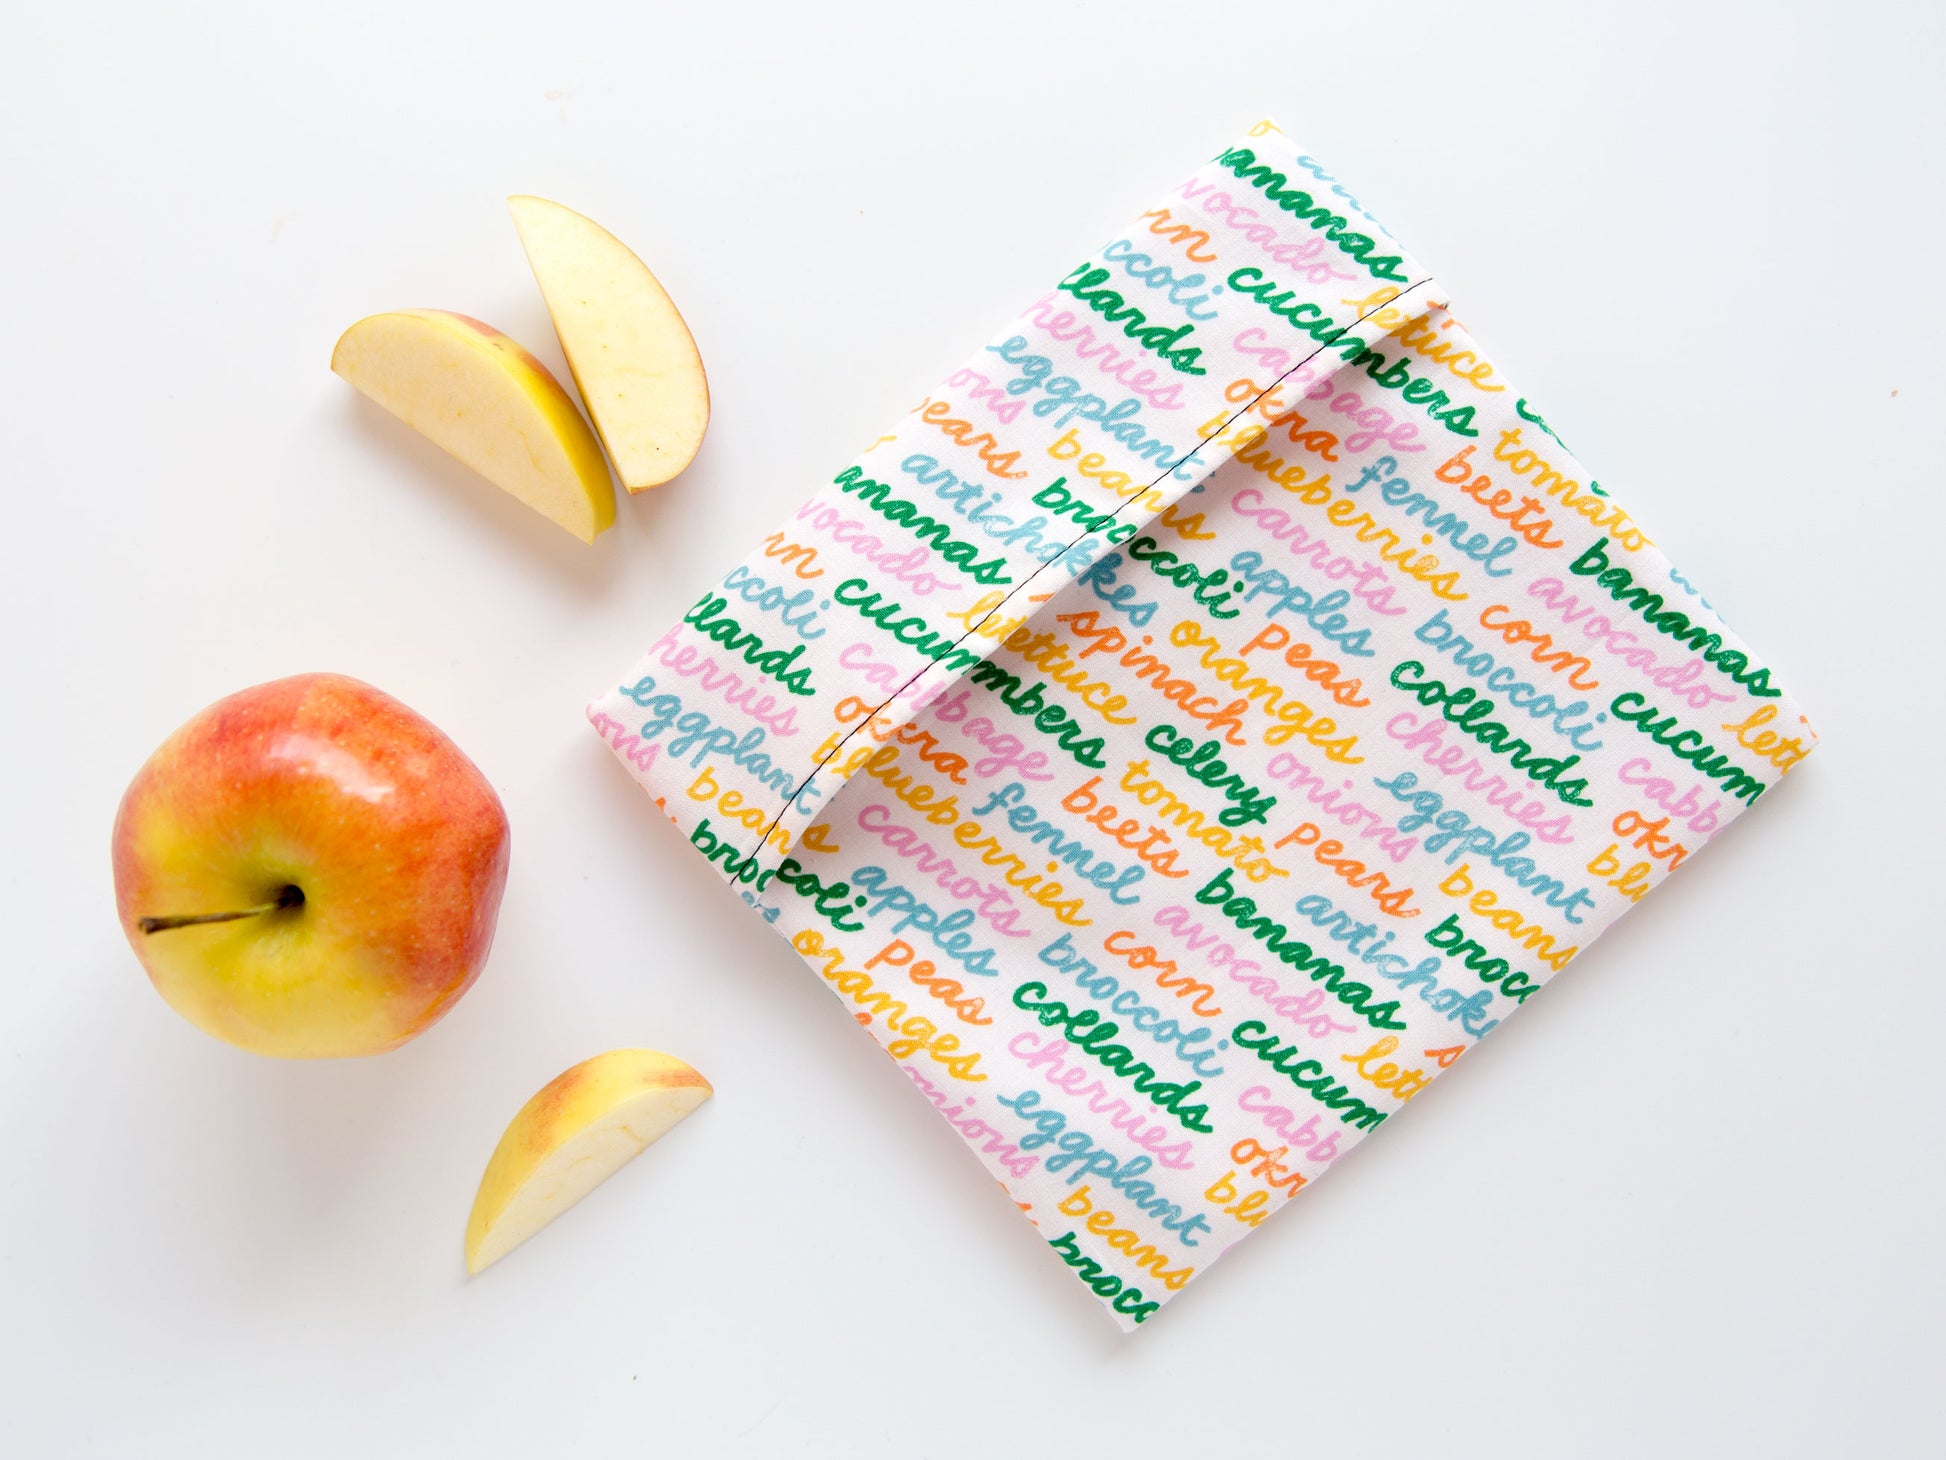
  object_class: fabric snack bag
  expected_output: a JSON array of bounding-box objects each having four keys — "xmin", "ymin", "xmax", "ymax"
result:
[{"xmin": 589, "ymin": 119, "xmax": 1815, "ymax": 1330}]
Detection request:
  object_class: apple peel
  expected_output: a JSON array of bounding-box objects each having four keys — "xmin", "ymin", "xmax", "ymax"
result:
[{"xmin": 465, "ymin": 1048, "xmax": 712, "ymax": 1274}]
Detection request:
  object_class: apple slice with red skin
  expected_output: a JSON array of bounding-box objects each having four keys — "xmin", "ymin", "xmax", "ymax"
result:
[{"xmin": 466, "ymin": 1050, "xmax": 713, "ymax": 1272}]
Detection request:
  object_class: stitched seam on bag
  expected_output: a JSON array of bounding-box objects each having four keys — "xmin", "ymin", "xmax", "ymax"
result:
[{"xmin": 732, "ymin": 276, "xmax": 1436, "ymax": 870}]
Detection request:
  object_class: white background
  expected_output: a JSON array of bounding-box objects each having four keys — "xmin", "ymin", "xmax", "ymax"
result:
[{"xmin": 4, "ymin": 2, "xmax": 1941, "ymax": 1454}]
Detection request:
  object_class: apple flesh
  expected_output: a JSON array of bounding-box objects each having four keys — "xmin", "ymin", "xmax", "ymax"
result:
[
  {"xmin": 112, "ymin": 673, "xmax": 511, "ymax": 1059},
  {"xmin": 509, "ymin": 196, "xmax": 710, "ymax": 492},
  {"xmin": 466, "ymin": 1049, "xmax": 712, "ymax": 1273},
  {"xmin": 331, "ymin": 309, "xmax": 616, "ymax": 541}
]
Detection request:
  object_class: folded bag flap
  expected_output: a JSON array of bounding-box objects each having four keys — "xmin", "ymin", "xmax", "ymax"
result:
[{"xmin": 590, "ymin": 121, "xmax": 1462, "ymax": 876}]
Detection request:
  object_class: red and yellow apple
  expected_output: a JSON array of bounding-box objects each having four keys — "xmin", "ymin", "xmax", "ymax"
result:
[{"xmin": 112, "ymin": 673, "xmax": 511, "ymax": 1058}]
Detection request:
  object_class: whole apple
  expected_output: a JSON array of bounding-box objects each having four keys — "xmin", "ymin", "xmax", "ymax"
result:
[{"xmin": 112, "ymin": 673, "xmax": 511, "ymax": 1058}]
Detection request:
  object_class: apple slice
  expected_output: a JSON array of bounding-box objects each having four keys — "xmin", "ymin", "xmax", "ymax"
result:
[
  {"xmin": 331, "ymin": 309, "xmax": 616, "ymax": 542},
  {"xmin": 465, "ymin": 1048, "xmax": 712, "ymax": 1273},
  {"xmin": 508, "ymin": 195, "xmax": 710, "ymax": 492}
]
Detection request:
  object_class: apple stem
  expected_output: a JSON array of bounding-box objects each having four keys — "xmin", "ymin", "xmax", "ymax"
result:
[{"xmin": 138, "ymin": 884, "xmax": 305, "ymax": 935}]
